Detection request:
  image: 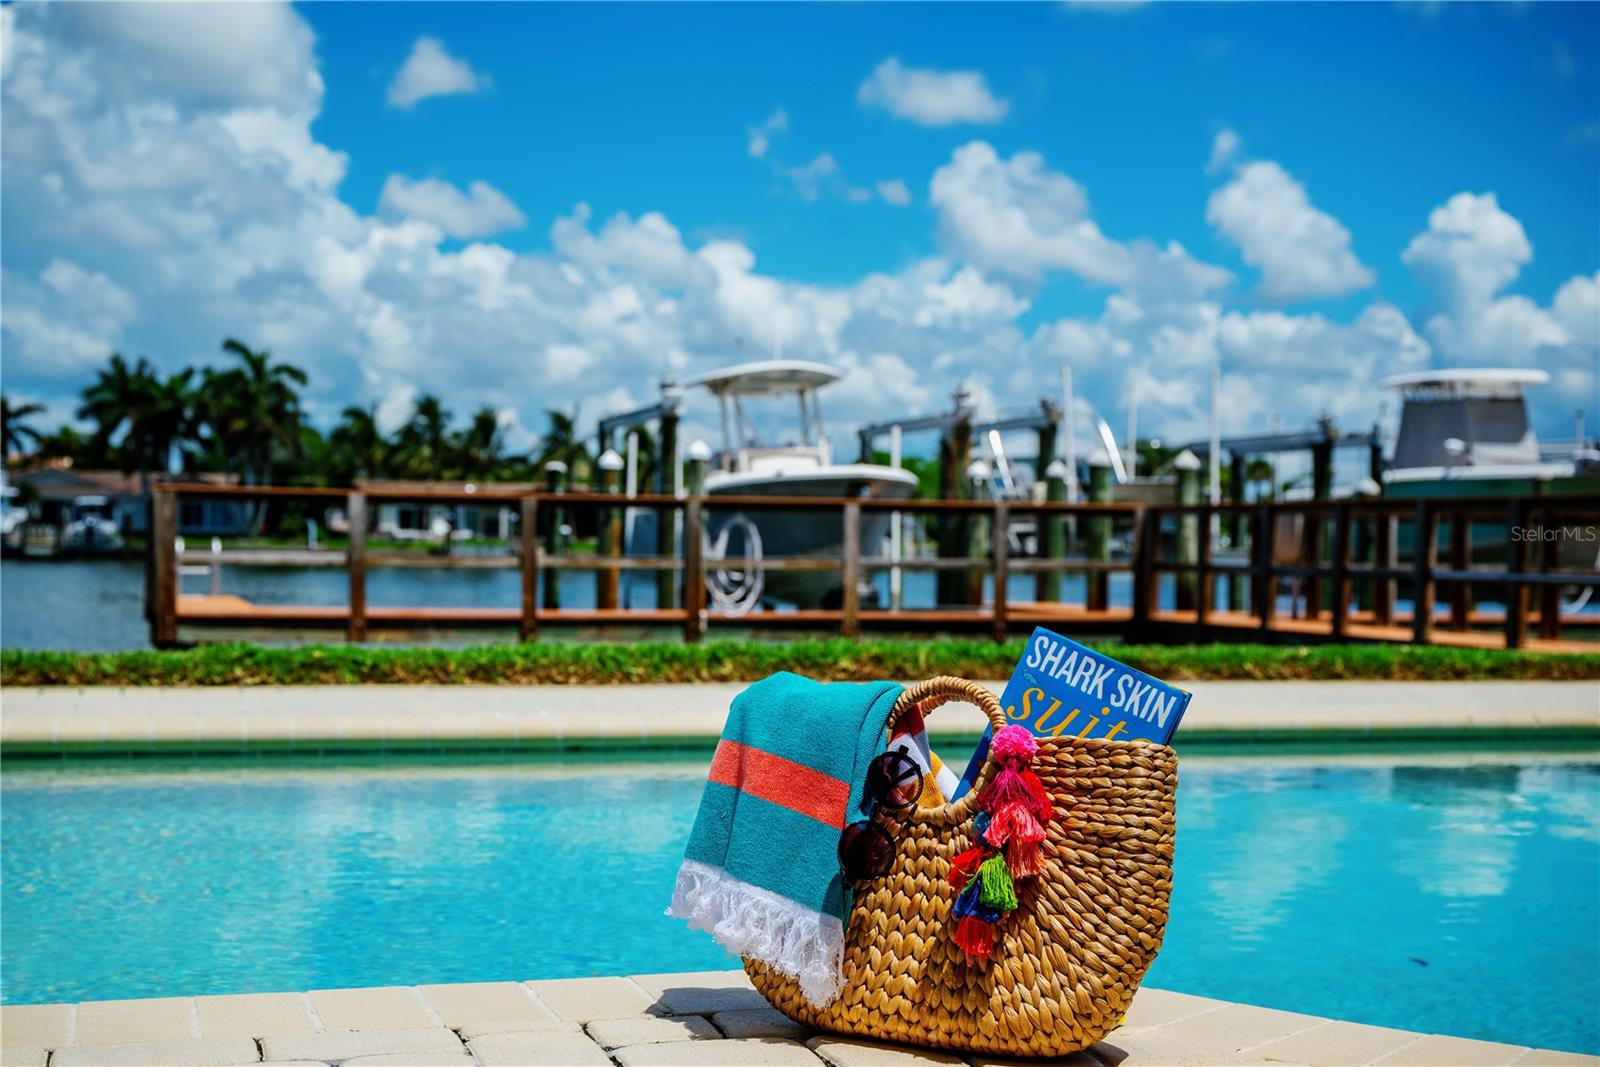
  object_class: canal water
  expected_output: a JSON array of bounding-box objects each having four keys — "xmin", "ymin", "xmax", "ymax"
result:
[{"xmin": 0, "ymin": 559, "xmax": 1137, "ymax": 651}]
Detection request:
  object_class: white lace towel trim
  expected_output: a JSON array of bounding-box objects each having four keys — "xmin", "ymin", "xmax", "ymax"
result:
[{"xmin": 667, "ymin": 858, "xmax": 845, "ymax": 1008}]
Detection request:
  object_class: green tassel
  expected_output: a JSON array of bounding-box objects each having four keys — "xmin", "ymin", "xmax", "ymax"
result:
[{"xmin": 978, "ymin": 853, "xmax": 1018, "ymax": 912}]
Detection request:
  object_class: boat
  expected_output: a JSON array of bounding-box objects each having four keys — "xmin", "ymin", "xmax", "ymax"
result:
[
  {"xmin": 1, "ymin": 479, "xmax": 27, "ymax": 555},
  {"xmin": 1381, "ymin": 368, "xmax": 1599, "ymax": 609},
  {"xmin": 1382, "ymin": 369, "xmax": 1600, "ymax": 496},
  {"xmin": 58, "ymin": 494, "xmax": 125, "ymax": 555},
  {"xmin": 686, "ymin": 360, "xmax": 919, "ymax": 608}
]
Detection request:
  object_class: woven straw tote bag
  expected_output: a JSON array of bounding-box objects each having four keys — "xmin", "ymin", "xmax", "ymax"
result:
[{"xmin": 745, "ymin": 675, "xmax": 1178, "ymax": 1058}]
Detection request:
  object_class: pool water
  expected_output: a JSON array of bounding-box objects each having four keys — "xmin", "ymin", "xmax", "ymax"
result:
[{"xmin": 2, "ymin": 756, "xmax": 1596, "ymax": 1054}]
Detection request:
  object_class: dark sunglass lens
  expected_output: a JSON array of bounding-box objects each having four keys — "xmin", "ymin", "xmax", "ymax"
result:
[
  {"xmin": 868, "ymin": 750, "xmax": 924, "ymax": 811},
  {"xmin": 838, "ymin": 821, "xmax": 895, "ymax": 880}
]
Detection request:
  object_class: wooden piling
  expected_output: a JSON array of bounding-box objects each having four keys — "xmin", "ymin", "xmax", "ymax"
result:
[
  {"xmin": 657, "ymin": 406, "xmax": 680, "ymax": 611},
  {"xmin": 992, "ymin": 502, "xmax": 1010, "ymax": 643},
  {"xmin": 1374, "ymin": 511, "xmax": 1396, "ymax": 626},
  {"xmin": 682, "ymin": 498, "xmax": 704, "ymax": 643},
  {"xmin": 1448, "ymin": 509, "xmax": 1471, "ymax": 631},
  {"xmin": 151, "ymin": 489, "xmax": 179, "ymax": 648},
  {"xmin": 1330, "ymin": 503, "xmax": 1351, "ymax": 640},
  {"xmin": 1038, "ymin": 463, "xmax": 1067, "ymax": 603},
  {"xmin": 597, "ymin": 452, "xmax": 622, "ymax": 610},
  {"xmin": 542, "ymin": 461, "xmax": 567, "ymax": 611},
  {"xmin": 1256, "ymin": 505, "xmax": 1277, "ymax": 633},
  {"xmin": 1411, "ymin": 501, "xmax": 1437, "ymax": 646},
  {"xmin": 1228, "ymin": 451, "xmax": 1246, "ymax": 611},
  {"xmin": 1506, "ymin": 499, "xmax": 1529, "ymax": 649},
  {"xmin": 1086, "ymin": 456, "xmax": 1111, "ymax": 612},
  {"xmin": 841, "ymin": 501, "xmax": 861, "ymax": 638},
  {"xmin": 346, "ymin": 491, "xmax": 367, "ymax": 644},
  {"xmin": 519, "ymin": 496, "xmax": 539, "ymax": 641}
]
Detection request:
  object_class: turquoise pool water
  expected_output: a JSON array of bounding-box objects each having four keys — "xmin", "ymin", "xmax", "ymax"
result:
[{"xmin": 2, "ymin": 756, "xmax": 1596, "ymax": 1054}]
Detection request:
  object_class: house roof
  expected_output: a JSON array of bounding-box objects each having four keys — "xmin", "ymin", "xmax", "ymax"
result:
[{"xmin": 11, "ymin": 467, "xmax": 237, "ymax": 498}]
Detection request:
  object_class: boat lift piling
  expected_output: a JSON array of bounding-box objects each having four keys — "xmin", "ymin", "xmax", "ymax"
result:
[
  {"xmin": 858, "ymin": 390, "xmax": 1065, "ymax": 608},
  {"xmin": 541, "ymin": 461, "xmax": 568, "ymax": 610},
  {"xmin": 596, "ymin": 450, "xmax": 624, "ymax": 609}
]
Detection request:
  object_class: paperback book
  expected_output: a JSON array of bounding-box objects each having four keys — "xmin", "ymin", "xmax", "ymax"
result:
[{"xmin": 951, "ymin": 626, "xmax": 1192, "ymax": 800}]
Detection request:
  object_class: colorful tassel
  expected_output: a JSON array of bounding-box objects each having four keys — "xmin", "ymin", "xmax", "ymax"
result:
[
  {"xmin": 978, "ymin": 853, "xmax": 1018, "ymax": 911},
  {"xmin": 973, "ymin": 810, "xmax": 992, "ymax": 838},
  {"xmin": 1006, "ymin": 835, "xmax": 1045, "ymax": 878},
  {"xmin": 949, "ymin": 846, "xmax": 986, "ymax": 888},
  {"xmin": 954, "ymin": 914, "xmax": 994, "ymax": 958},
  {"xmin": 1020, "ymin": 769, "xmax": 1053, "ymax": 821},
  {"xmin": 985, "ymin": 801, "xmax": 1045, "ymax": 848},
  {"xmin": 953, "ymin": 878, "xmax": 1002, "ymax": 923},
  {"xmin": 978, "ymin": 763, "xmax": 1035, "ymax": 811},
  {"xmin": 990, "ymin": 724, "xmax": 1038, "ymax": 760}
]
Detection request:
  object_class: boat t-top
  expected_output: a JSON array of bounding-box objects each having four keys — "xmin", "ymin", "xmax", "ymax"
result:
[
  {"xmin": 682, "ymin": 359, "xmax": 918, "ymax": 607},
  {"xmin": 686, "ymin": 360, "xmax": 917, "ymax": 497},
  {"xmin": 1380, "ymin": 368, "xmax": 1588, "ymax": 488}
]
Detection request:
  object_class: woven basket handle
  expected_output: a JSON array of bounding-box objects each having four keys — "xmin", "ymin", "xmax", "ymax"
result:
[{"xmin": 887, "ymin": 676, "xmax": 1008, "ymax": 736}]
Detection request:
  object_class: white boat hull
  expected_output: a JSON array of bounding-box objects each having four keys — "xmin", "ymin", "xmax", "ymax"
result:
[{"xmin": 704, "ymin": 465, "xmax": 917, "ymax": 607}]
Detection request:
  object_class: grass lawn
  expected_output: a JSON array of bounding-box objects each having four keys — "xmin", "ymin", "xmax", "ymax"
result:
[{"xmin": 3, "ymin": 639, "xmax": 1595, "ymax": 686}]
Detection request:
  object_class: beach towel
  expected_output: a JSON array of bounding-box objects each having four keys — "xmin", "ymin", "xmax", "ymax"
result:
[
  {"xmin": 667, "ymin": 672, "xmax": 902, "ymax": 1007},
  {"xmin": 887, "ymin": 699, "xmax": 961, "ymax": 807}
]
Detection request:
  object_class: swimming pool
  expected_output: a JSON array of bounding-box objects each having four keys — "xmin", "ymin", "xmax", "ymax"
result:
[{"xmin": 2, "ymin": 755, "xmax": 1596, "ymax": 1054}]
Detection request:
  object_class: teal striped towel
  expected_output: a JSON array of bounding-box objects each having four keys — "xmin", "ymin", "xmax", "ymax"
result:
[{"xmin": 668, "ymin": 672, "xmax": 902, "ymax": 1007}]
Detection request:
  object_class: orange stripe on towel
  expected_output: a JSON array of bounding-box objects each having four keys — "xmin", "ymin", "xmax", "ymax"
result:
[{"xmin": 708, "ymin": 740, "xmax": 852, "ymax": 829}]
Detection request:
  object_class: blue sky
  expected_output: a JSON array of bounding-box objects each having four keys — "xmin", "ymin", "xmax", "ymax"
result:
[
  {"xmin": 3, "ymin": 0, "xmax": 1597, "ymax": 471},
  {"xmin": 302, "ymin": 2, "xmax": 1598, "ymax": 312}
]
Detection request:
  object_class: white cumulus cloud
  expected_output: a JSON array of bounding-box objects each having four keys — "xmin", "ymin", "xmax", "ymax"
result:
[
  {"xmin": 387, "ymin": 37, "xmax": 486, "ymax": 110},
  {"xmin": 930, "ymin": 142, "xmax": 1229, "ymax": 301},
  {"xmin": 746, "ymin": 109, "xmax": 788, "ymax": 159},
  {"xmin": 857, "ymin": 57, "xmax": 1008, "ymax": 126},
  {"xmin": 378, "ymin": 175, "xmax": 526, "ymax": 239},
  {"xmin": 876, "ymin": 179, "xmax": 912, "ymax": 207},
  {"xmin": 1207, "ymin": 161, "xmax": 1373, "ymax": 302}
]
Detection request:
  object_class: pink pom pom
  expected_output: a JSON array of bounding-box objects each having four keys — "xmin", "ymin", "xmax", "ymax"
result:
[{"xmin": 990, "ymin": 725, "xmax": 1038, "ymax": 762}]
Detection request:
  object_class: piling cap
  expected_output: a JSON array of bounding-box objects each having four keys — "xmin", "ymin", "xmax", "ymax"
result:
[
  {"xmin": 1044, "ymin": 460, "xmax": 1069, "ymax": 480},
  {"xmin": 1172, "ymin": 449, "xmax": 1202, "ymax": 471},
  {"xmin": 1088, "ymin": 449, "xmax": 1112, "ymax": 468},
  {"xmin": 965, "ymin": 458, "xmax": 991, "ymax": 481},
  {"xmin": 1354, "ymin": 477, "xmax": 1381, "ymax": 497},
  {"xmin": 687, "ymin": 439, "xmax": 713, "ymax": 462},
  {"xmin": 543, "ymin": 460, "xmax": 569, "ymax": 475},
  {"xmin": 597, "ymin": 449, "xmax": 624, "ymax": 471}
]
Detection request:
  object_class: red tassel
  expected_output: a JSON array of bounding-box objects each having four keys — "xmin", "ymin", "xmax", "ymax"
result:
[
  {"xmin": 949, "ymin": 846, "xmax": 986, "ymax": 887},
  {"xmin": 1006, "ymin": 836, "xmax": 1045, "ymax": 878},
  {"xmin": 985, "ymin": 801, "xmax": 1044, "ymax": 848},
  {"xmin": 978, "ymin": 761, "xmax": 1033, "ymax": 811},
  {"xmin": 1020, "ymin": 769, "xmax": 1053, "ymax": 822},
  {"xmin": 954, "ymin": 915, "xmax": 994, "ymax": 958}
]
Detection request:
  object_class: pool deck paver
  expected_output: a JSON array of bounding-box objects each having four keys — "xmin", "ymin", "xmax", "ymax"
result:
[
  {"xmin": 3, "ymin": 681, "xmax": 1596, "ymax": 755},
  {"xmin": 4, "ymin": 971, "xmax": 1595, "ymax": 1067}
]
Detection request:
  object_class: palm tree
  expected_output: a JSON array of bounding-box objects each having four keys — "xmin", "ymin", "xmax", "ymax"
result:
[
  {"xmin": 1, "ymin": 395, "xmax": 45, "ymax": 463},
  {"xmin": 453, "ymin": 407, "xmax": 508, "ymax": 480},
  {"xmin": 1246, "ymin": 458, "xmax": 1275, "ymax": 502},
  {"xmin": 536, "ymin": 408, "xmax": 592, "ymax": 482},
  {"xmin": 77, "ymin": 354, "xmax": 194, "ymax": 485},
  {"xmin": 326, "ymin": 406, "xmax": 387, "ymax": 484},
  {"xmin": 195, "ymin": 339, "xmax": 308, "ymax": 485},
  {"xmin": 391, "ymin": 394, "xmax": 452, "ymax": 480}
]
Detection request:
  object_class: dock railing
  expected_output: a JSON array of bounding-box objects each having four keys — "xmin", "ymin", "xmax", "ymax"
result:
[{"xmin": 150, "ymin": 483, "xmax": 1599, "ymax": 651}]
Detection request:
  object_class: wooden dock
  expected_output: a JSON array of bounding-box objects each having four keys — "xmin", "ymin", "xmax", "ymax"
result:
[{"xmin": 150, "ymin": 484, "xmax": 1600, "ymax": 652}]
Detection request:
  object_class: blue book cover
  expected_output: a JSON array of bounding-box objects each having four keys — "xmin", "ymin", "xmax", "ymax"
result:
[{"xmin": 951, "ymin": 627, "xmax": 1192, "ymax": 800}]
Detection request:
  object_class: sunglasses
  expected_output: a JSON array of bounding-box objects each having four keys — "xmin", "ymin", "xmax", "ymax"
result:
[{"xmin": 837, "ymin": 749, "xmax": 924, "ymax": 882}]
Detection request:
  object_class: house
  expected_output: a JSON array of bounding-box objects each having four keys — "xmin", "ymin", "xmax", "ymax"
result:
[
  {"xmin": 9, "ymin": 466, "xmax": 251, "ymax": 536},
  {"xmin": 348, "ymin": 479, "xmax": 537, "ymax": 541}
]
